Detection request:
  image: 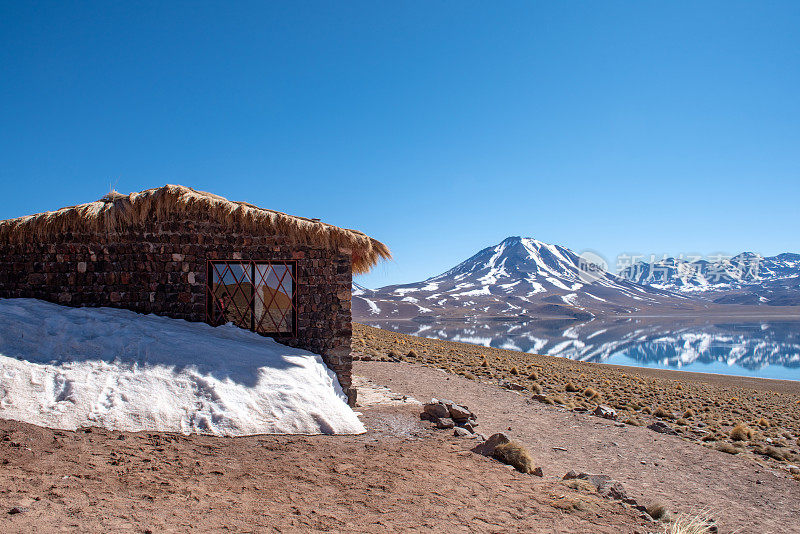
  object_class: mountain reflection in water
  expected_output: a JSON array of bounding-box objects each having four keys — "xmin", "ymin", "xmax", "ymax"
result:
[{"xmin": 365, "ymin": 317, "xmax": 800, "ymax": 381}]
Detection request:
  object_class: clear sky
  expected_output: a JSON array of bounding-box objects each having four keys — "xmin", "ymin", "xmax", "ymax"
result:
[{"xmin": 1, "ymin": 1, "xmax": 798, "ymax": 288}]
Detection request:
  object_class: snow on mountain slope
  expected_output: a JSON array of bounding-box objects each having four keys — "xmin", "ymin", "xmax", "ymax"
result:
[
  {"xmin": 619, "ymin": 252, "xmax": 800, "ymax": 305},
  {"xmin": 353, "ymin": 237, "xmax": 691, "ymax": 321},
  {"xmin": 0, "ymin": 299, "xmax": 365, "ymax": 436}
]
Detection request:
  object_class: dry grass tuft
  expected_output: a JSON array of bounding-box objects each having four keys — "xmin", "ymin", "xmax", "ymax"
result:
[
  {"xmin": 756, "ymin": 417, "xmax": 771, "ymax": 428},
  {"xmin": 654, "ymin": 407, "xmax": 674, "ymax": 419},
  {"xmin": 530, "ymin": 383, "xmax": 543, "ymax": 394},
  {"xmin": 0, "ymin": 185, "xmax": 391, "ymax": 274},
  {"xmin": 730, "ymin": 423, "xmax": 754, "ymax": 441},
  {"xmin": 754, "ymin": 444, "xmax": 789, "ymax": 461},
  {"xmin": 407, "ymin": 350, "xmax": 417, "ymax": 359},
  {"xmin": 714, "ymin": 442, "xmax": 739, "ymax": 455},
  {"xmin": 565, "ymin": 382, "xmax": 579, "ymax": 392},
  {"xmin": 683, "ymin": 409, "xmax": 695, "ymax": 419},
  {"xmin": 510, "ymin": 366, "xmax": 519, "ymax": 376},
  {"xmin": 492, "ymin": 441, "xmax": 535, "ymax": 474},
  {"xmin": 646, "ymin": 502, "xmax": 668, "ymax": 520},
  {"xmin": 528, "ymin": 370, "xmax": 539, "ymax": 381},
  {"xmin": 563, "ymin": 479, "xmax": 596, "ymax": 492},
  {"xmin": 664, "ymin": 512, "xmax": 715, "ymax": 534},
  {"xmin": 583, "ymin": 387, "xmax": 599, "ymax": 399}
]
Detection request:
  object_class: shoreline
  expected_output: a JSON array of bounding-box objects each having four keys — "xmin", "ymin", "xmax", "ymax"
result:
[
  {"xmin": 354, "ymin": 322, "xmax": 800, "ymax": 463},
  {"xmin": 592, "ymin": 360, "xmax": 800, "ymax": 395}
]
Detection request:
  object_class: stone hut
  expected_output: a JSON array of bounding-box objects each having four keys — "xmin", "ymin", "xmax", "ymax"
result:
[{"xmin": 0, "ymin": 185, "xmax": 390, "ymax": 404}]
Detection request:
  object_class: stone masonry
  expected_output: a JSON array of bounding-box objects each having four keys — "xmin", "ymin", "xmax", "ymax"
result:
[{"xmin": 0, "ymin": 216, "xmax": 357, "ymax": 404}]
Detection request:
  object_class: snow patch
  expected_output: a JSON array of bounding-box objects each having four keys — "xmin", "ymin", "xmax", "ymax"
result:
[{"xmin": 0, "ymin": 299, "xmax": 365, "ymax": 436}]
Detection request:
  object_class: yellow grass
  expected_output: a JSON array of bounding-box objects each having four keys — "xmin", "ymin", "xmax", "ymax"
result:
[
  {"xmin": 0, "ymin": 185, "xmax": 391, "ymax": 274},
  {"xmin": 492, "ymin": 441, "xmax": 535, "ymax": 474}
]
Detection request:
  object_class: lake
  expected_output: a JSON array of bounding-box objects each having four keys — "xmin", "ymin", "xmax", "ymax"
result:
[{"xmin": 363, "ymin": 316, "xmax": 800, "ymax": 381}]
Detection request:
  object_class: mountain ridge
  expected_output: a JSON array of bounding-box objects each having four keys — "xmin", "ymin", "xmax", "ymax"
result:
[{"xmin": 353, "ymin": 237, "xmax": 800, "ymax": 321}]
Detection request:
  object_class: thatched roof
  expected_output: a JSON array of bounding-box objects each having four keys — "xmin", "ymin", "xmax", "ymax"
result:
[{"xmin": 0, "ymin": 185, "xmax": 391, "ymax": 274}]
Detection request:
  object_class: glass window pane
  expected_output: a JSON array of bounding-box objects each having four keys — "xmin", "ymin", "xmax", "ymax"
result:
[
  {"xmin": 210, "ymin": 263, "xmax": 253, "ymax": 328},
  {"xmin": 254, "ymin": 263, "xmax": 294, "ymax": 333}
]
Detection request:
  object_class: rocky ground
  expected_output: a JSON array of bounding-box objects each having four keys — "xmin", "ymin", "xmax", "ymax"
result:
[
  {"xmin": 2, "ymin": 325, "xmax": 799, "ymax": 533},
  {"xmin": 0, "ymin": 403, "xmax": 656, "ymax": 533},
  {"xmin": 353, "ymin": 323, "xmax": 800, "ymax": 534},
  {"xmin": 353, "ymin": 324, "xmax": 800, "ymax": 471}
]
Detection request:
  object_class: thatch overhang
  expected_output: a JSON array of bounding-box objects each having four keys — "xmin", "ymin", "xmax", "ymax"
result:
[{"xmin": 0, "ymin": 185, "xmax": 391, "ymax": 274}]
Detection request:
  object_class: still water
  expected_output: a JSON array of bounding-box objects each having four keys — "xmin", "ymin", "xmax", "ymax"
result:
[{"xmin": 365, "ymin": 317, "xmax": 800, "ymax": 381}]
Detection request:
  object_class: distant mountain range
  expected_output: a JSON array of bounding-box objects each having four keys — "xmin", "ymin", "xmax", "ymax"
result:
[
  {"xmin": 353, "ymin": 237, "xmax": 800, "ymax": 321},
  {"xmin": 619, "ymin": 253, "xmax": 800, "ymax": 306}
]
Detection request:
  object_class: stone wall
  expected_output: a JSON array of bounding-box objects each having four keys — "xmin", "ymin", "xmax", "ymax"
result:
[{"xmin": 0, "ymin": 217, "xmax": 356, "ymax": 403}]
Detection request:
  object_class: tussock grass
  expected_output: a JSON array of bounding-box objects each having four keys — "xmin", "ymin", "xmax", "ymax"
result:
[
  {"xmin": 714, "ymin": 442, "xmax": 739, "ymax": 455},
  {"xmin": 646, "ymin": 502, "xmax": 668, "ymax": 520},
  {"xmin": 563, "ymin": 479, "xmax": 596, "ymax": 492},
  {"xmin": 664, "ymin": 512, "xmax": 715, "ymax": 534},
  {"xmin": 530, "ymin": 383, "xmax": 543, "ymax": 394},
  {"xmin": 654, "ymin": 407, "xmax": 674, "ymax": 419},
  {"xmin": 527, "ymin": 370, "xmax": 539, "ymax": 381},
  {"xmin": 730, "ymin": 423, "xmax": 754, "ymax": 441},
  {"xmin": 493, "ymin": 441, "xmax": 535, "ymax": 474},
  {"xmin": 583, "ymin": 387, "xmax": 599, "ymax": 399},
  {"xmin": 565, "ymin": 382, "xmax": 579, "ymax": 392},
  {"xmin": 754, "ymin": 444, "xmax": 789, "ymax": 461}
]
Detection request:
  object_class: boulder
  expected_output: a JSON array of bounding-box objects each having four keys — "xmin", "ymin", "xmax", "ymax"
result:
[
  {"xmin": 532, "ymin": 466, "xmax": 543, "ymax": 477},
  {"xmin": 647, "ymin": 421, "xmax": 678, "ymax": 435},
  {"xmin": 500, "ymin": 380, "xmax": 526, "ymax": 391},
  {"xmin": 563, "ymin": 470, "xmax": 579, "ymax": 480},
  {"xmin": 593, "ymin": 405, "xmax": 618, "ymax": 420},
  {"xmin": 580, "ymin": 473, "xmax": 612, "ymax": 489},
  {"xmin": 454, "ymin": 427, "xmax": 474, "ymax": 437},
  {"xmin": 423, "ymin": 403, "xmax": 450, "ymax": 419},
  {"xmin": 435, "ymin": 417, "xmax": 455, "ymax": 429},
  {"xmin": 448, "ymin": 403, "xmax": 472, "ymax": 422},
  {"xmin": 565, "ymin": 472, "xmax": 627, "ymax": 500},
  {"xmin": 471, "ymin": 432, "xmax": 511, "ymax": 456},
  {"xmin": 597, "ymin": 480, "xmax": 627, "ymax": 500}
]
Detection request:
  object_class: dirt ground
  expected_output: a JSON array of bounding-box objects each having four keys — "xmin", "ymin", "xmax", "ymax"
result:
[
  {"xmin": 3, "ymin": 324, "xmax": 799, "ymax": 533},
  {"xmin": 0, "ymin": 405, "xmax": 655, "ymax": 533},
  {"xmin": 353, "ymin": 324, "xmax": 800, "ymax": 468},
  {"xmin": 356, "ymin": 361, "xmax": 800, "ymax": 534}
]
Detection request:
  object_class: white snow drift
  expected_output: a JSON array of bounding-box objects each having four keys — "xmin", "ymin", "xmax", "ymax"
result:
[{"xmin": 0, "ymin": 299, "xmax": 365, "ymax": 436}]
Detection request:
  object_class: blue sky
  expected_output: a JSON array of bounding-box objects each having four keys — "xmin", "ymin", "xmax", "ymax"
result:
[{"xmin": 1, "ymin": 1, "xmax": 798, "ymax": 288}]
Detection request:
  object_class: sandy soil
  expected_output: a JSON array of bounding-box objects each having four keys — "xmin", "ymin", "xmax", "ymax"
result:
[
  {"xmin": 353, "ymin": 324, "xmax": 800, "ymax": 465},
  {"xmin": 0, "ymin": 405, "xmax": 655, "ymax": 533},
  {"xmin": 356, "ymin": 361, "xmax": 800, "ymax": 534}
]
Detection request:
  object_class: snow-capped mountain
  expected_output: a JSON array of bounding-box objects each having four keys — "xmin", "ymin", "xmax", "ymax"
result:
[
  {"xmin": 619, "ymin": 253, "xmax": 800, "ymax": 305},
  {"xmin": 353, "ymin": 237, "xmax": 694, "ymax": 321}
]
